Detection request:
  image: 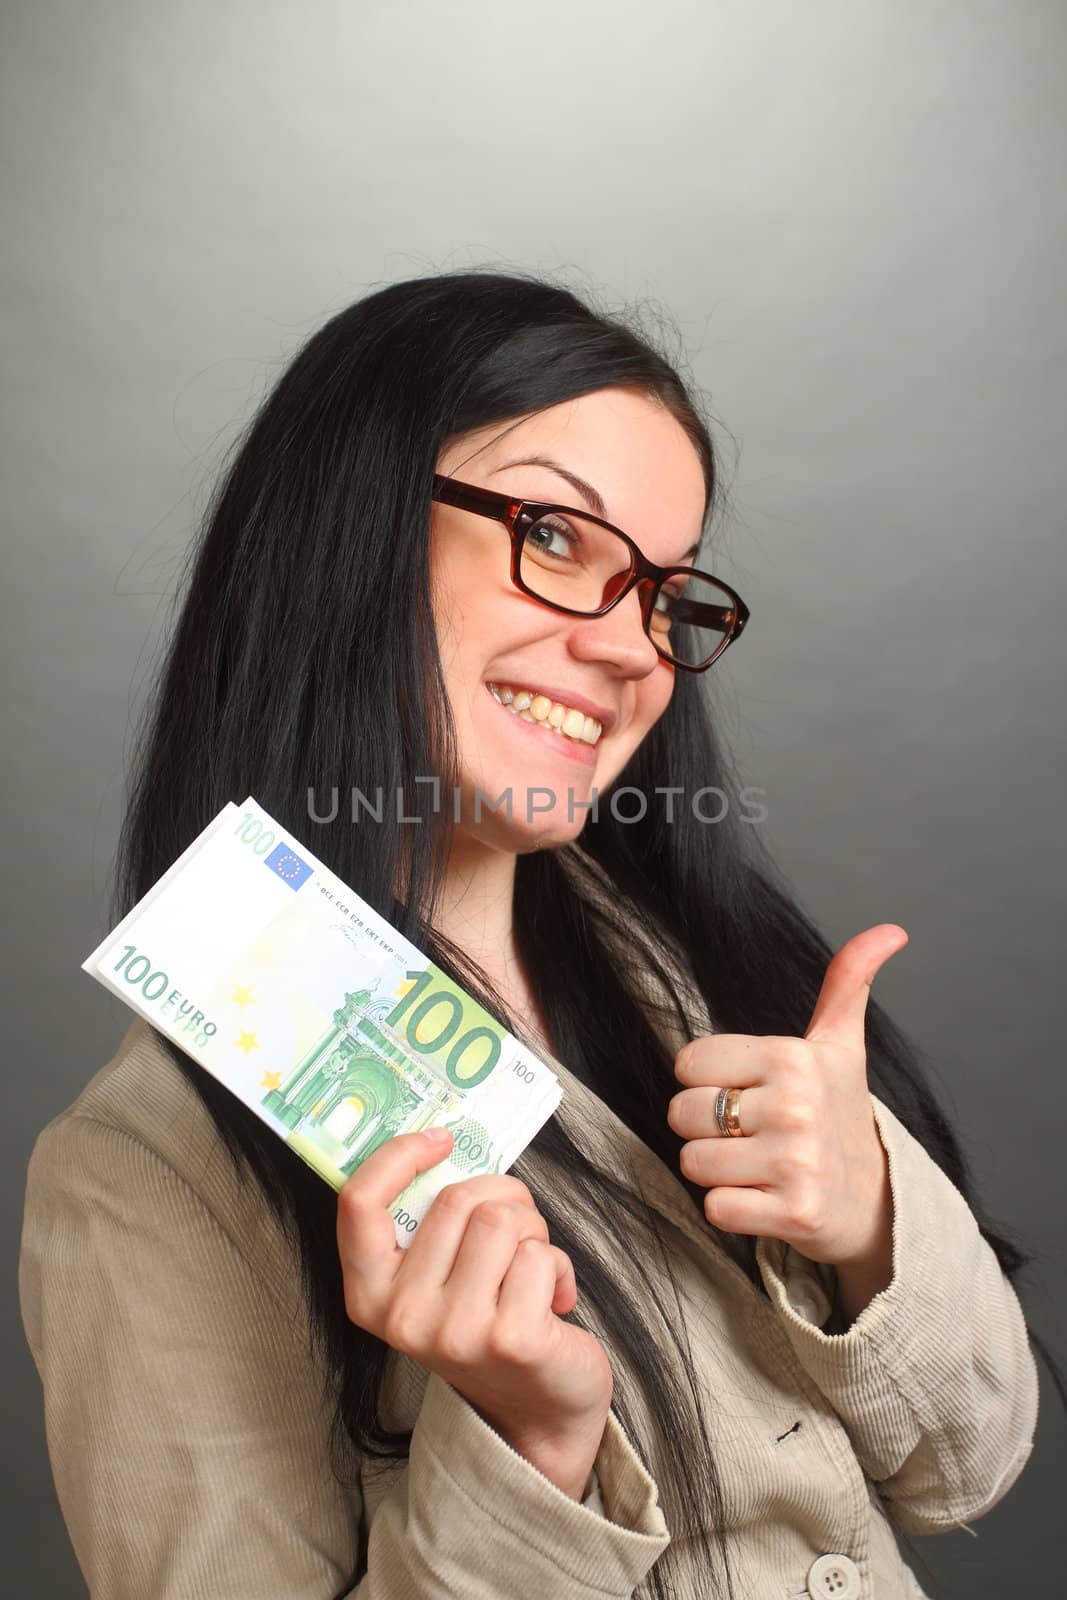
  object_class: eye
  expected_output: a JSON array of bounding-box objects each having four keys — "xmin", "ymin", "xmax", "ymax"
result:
[{"xmin": 523, "ymin": 515, "xmax": 581, "ymax": 562}]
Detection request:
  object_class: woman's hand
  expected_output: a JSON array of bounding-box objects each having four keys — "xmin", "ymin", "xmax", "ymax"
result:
[
  {"xmin": 668, "ymin": 924, "xmax": 909, "ymax": 1273},
  {"xmin": 337, "ymin": 1129, "xmax": 613, "ymax": 1499}
]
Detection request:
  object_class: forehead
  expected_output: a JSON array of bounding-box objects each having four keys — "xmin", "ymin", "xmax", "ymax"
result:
[{"xmin": 440, "ymin": 388, "xmax": 708, "ymax": 538}]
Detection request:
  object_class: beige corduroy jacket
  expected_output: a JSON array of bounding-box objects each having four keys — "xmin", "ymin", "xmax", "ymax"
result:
[{"xmin": 19, "ymin": 854, "xmax": 1039, "ymax": 1600}]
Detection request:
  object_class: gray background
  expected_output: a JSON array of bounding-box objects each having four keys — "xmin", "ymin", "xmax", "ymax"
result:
[{"xmin": 3, "ymin": 0, "xmax": 1064, "ymax": 1593}]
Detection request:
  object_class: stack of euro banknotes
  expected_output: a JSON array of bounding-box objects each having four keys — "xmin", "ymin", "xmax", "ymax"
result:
[{"xmin": 82, "ymin": 797, "xmax": 562, "ymax": 1246}]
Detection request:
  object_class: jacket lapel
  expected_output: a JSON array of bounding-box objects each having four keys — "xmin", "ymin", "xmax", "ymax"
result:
[{"xmin": 513, "ymin": 845, "xmax": 763, "ymax": 1305}]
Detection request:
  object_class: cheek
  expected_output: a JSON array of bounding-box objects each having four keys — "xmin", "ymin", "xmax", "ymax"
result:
[
  {"xmin": 429, "ymin": 526, "xmax": 478, "ymax": 661},
  {"xmin": 635, "ymin": 670, "xmax": 675, "ymax": 735},
  {"xmin": 431, "ymin": 579, "xmax": 480, "ymax": 679},
  {"xmin": 603, "ymin": 673, "xmax": 674, "ymax": 780}
]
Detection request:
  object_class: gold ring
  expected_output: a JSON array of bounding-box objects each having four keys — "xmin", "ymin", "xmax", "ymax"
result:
[{"xmin": 714, "ymin": 1085, "xmax": 745, "ymax": 1137}]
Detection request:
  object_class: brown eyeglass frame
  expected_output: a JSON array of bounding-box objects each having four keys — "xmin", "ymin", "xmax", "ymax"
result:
[{"xmin": 431, "ymin": 473, "xmax": 750, "ymax": 673}]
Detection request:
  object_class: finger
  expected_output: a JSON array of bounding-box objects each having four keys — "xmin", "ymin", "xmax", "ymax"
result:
[
  {"xmin": 497, "ymin": 1240, "xmax": 576, "ymax": 1327},
  {"xmin": 804, "ymin": 925, "xmax": 909, "ymax": 1049},
  {"xmin": 678, "ymin": 1132, "xmax": 770, "ymax": 1188},
  {"xmin": 548, "ymin": 1245, "xmax": 578, "ymax": 1315},
  {"xmin": 404, "ymin": 1179, "xmax": 545, "ymax": 1291},
  {"xmin": 337, "ymin": 1129, "xmax": 455, "ymax": 1298},
  {"xmin": 442, "ymin": 1199, "xmax": 550, "ymax": 1305},
  {"xmin": 674, "ymin": 1035, "xmax": 774, "ymax": 1087},
  {"xmin": 438, "ymin": 1172, "xmax": 539, "ymax": 1212},
  {"xmin": 702, "ymin": 1185, "xmax": 788, "ymax": 1239},
  {"xmin": 668, "ymin": 1082, "xmax": 775, "ymax": 1140}
]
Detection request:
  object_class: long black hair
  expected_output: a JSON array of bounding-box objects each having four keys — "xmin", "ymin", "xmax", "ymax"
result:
[{"xmin": 113, "ymin": 268, "xmax": 1063, "ymax": 1599}]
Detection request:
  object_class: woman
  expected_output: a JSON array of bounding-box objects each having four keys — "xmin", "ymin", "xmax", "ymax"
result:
[{"xmin": 19, "ymin": 270, "xmax": 1056, "ymax": 1599}]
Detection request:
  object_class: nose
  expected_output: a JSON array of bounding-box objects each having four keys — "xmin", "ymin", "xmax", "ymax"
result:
[{"xmin": 565, "ymin": 581, "xmax": 663, "ymax": 677}]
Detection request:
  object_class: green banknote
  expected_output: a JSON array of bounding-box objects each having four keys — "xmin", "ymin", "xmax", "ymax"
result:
[{"xmin": 82, "ymin": 798, "xmax": 562, "ymax": 1244}]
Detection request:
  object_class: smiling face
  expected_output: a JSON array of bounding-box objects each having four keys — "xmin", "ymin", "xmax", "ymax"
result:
[{"xmin": 430, "ymin": 385, "xmax": 709, "ymax": 853}]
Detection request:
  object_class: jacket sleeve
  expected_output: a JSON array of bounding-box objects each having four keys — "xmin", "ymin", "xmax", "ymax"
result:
[
  {"xmin": 755, "ymin": 1093, "xmax": 1040, "ymax": 1535},
  {"xmin": 18, "ymin": 1113, "xmax": 670, "ymax": 1599}
]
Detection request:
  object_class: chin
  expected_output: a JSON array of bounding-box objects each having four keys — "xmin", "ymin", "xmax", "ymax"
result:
[
  {"xmin": 456, "ymin": 805, "xmax": 590, "ymax": 857},
  {"xmin": 519, "ymin": 816, "xmax": 590, "ymax": 853}
]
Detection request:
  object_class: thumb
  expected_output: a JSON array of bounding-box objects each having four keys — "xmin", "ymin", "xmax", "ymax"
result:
[{"xmin": 804, "ymin": 924, "xmax": 909, "ymax": 1051}]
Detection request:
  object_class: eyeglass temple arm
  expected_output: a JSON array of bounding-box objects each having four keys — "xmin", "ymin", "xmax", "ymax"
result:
[
  {"xmin": 669, "ymin": 594, "xmax": 748, "ymax": 637},
  {"xmin": 432, "ymin": 475, "xmax": 504, "ymax": 515}
]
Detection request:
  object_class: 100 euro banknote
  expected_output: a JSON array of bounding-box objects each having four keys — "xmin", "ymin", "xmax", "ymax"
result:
[{"xmin": 81, "ymin": 797, "xmax": 562, "ymax": 1244}]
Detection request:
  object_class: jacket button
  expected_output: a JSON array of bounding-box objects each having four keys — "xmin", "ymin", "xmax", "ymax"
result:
[{"xmin": 806, "ymin": 1553, "xmax": 861, "ymax": 1598}]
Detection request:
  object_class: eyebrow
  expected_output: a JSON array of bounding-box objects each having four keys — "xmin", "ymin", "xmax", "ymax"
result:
[{"xmin": 491, "ymin": 453, "xmax": 703, "ymax": 564}]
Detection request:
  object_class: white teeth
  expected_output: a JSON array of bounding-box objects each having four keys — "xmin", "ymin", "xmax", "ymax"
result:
[{"xmin": 486, "ymin": 682, "xmax": 603, "ymax": 746}]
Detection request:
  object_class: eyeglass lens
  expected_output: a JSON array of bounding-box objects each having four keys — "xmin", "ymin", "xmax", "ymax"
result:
[{"xmin": 517, "ymin": 509, "xmax": 737, "ymax": 668}]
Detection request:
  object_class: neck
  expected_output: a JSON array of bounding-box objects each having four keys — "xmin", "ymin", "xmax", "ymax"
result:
[
  {"xmin": 427, "ymin": 828, "xmax": 554, "ymax": 1054},
  {"xmin": 434, "ymin": 826, "xmax": 522, "ymax": 989}
]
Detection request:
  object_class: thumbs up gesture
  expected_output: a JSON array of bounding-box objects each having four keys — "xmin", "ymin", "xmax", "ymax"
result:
[{"xmin": 668, "ymin": 924, "xmax": 909, "ymax": 1271}]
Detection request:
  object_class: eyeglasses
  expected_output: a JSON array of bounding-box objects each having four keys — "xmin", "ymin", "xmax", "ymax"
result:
[{"xmin": 431, "ymin": 474, "xmax": 750, "ymax": 673}]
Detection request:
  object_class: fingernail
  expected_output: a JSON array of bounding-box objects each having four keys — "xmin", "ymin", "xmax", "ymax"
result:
[{"xmin": 424, "ymin": 1127, "xmax": 453, "ymax": 1144}]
